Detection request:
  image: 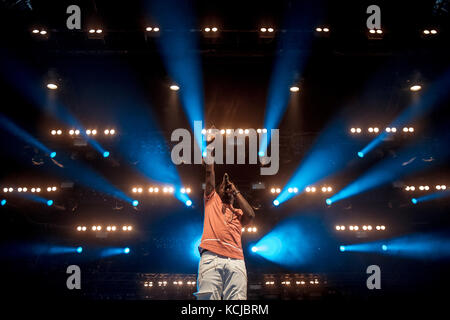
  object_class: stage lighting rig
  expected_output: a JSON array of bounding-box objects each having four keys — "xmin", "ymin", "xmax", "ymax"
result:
[
  {"xmin": 315, "ymin": 26, "xmax": 330, "ymax": 38},
  {"xmin": 87, "ymin": 27, "xmax": 104, "ymax": 40},
  {"xmin": 31, "ymin": 27, "xmax": 48, "ymax": 39},
  {"xmin": 422, "ymin": 29, "xmax": 438, "ymax": 38},
  {"xmin": 367, "ymin": 28, "xmax": 384, "ymax": 40},
  {"xmin": 203, "ymin": 26, "xmax": 219, "ymax": 38},
  {"xmin": 259, "ymin": 27, "xmax": 275, "ymax": 39}
]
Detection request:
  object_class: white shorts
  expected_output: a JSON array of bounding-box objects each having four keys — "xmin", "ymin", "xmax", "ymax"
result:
[{"xmin": 194, "ymin": 251, "xmax": 247, "ymax": 300}]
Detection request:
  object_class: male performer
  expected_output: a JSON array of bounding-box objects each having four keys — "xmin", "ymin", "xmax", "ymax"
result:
[{"xmin": 194, "ymin": 141, "xmax": 255, "ymax": 300}]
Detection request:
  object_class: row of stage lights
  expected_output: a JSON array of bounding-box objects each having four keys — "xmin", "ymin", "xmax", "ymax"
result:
[
  {"xmin": 76, "ymin": 225, "xmax": 133, "ymax": 232},
  {"xmin": 143, "ymin": 281, "xmax": 196, "ymax": 288},
  {"xmin": 201, "ymin": 128, "xmax": 268, "ymax": 135},
  {"xmin": 335, "ymin": 225, "xmax": 386, "ymax": 231},
  {"xmin": 241, "ymin": 227, "xmax": 257, "ymax": 233},
  {"xmin": 131, "ymin": 186, "xmax": 191, "ymax": 194},
  {"xmin": 31, "ymin": 24, "xmax": 440, "ymax": 39},
  {"xmin": 3, "ymin": 186, "xmax": 57, "ymax": 193},
  {"xmin": 50, "ymin": 128, "xmax": 116, "ymax": 136},
  {"xmin": 405, "ymin": 185, "xmax": 447, "ymax": 191},
  {"xmin": 270, "ymin": 186, "xmax": 333, "ymax": 194},
  {"xmin": 267, "ymin": 279, "xmax": 320, "ymax": 286},
  {"xmin": 350, "ymin": 127, "xmax": 415, "ymax": 134}
]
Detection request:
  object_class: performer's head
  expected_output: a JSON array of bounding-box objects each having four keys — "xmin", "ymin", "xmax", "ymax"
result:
[{"xmin": 218, "ymin": 173, "xmax": 234, "ymax": 205}]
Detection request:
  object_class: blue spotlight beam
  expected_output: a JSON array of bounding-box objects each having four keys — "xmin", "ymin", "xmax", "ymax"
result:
[
  {"xmin": 100, "ymin": 247, "xmax": 130, "ymax": 258},
  {"xmin": 329, "ymin": 133, "xmax": 450, "ymax": 204},
  {"xmin": 151, "ymin": 0, "xmax": 204, "ymax": 149},
  {"xmin": 359, "ymin": 68, "xmax": 450, "ymax": 157},
  {"xmin": 341, "ymin": 232, "xmax": 450, "ymax": 260},
  {"xmin": 0, "ymin": 52, "xmax": 109, "ymax": 157},
  {"xmin": 20, "ymin": 193, "xmax": 54, "ymax": 206},
  {"xmin": 253, "ymin": 217, "xmax": 316, "ymax": 267},
  {"xmin": 412, "ymin": 190, "xmax": 450, "ymax": 204},
  {"xmin": 260, "ymin": 2, "xmax": 319, "ymax": 154},
  {"xmin": 0, "ymin": 114, "xmax": 53, "ymax": 156},
  {"xmin": 275, "ymin": 117, "xmax": 361, "ymax": 205}
]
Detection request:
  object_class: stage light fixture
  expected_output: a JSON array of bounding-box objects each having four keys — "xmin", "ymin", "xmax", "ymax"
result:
[
  {"xmin": 1, "ymin": 199, "xmax": 6, "ymax": 206},
  {"xmin": 185, "ymin": 200, "xmax": 192, "ymax": 206},
  {"xmin": 290, "ymin": 86, "xmax": 300, "ymax": 92},
  {"xmin": 76, "ymin": 247, "xmax": 83, "ymax": 253},
  {"xmin": 124, "ymin": 247, "xmax": 130, "ymax": 254},
  {"xmin": 382, "ymin": 245, "xmax": 388, "ymax": 251},
  {"xmin": 132, "ymin": 200, "xmax": 139, "ymax": 207},
  {"xmin": 46, "ymin": 83, "xmax": 58, "ymax": 90},
  {"xmin": 326, "ymin": 198, "xmax": 332, "ymax": 205},
  {"xmin": 47, "ymin": 200, "xmax": 53, "ymax": 206},
  {"xmin": 170, "ymin": 84, "xmax": 180, "ymax": 91},
  {"xmin": 273, "ymin": 200, "xmax": 279, "ymax": 206},
  {"xmin": 339, "ymin": 246, "xmax": 345, "ymax": 252},
  {"xmin": 410, "ymin": 85, "xmax": 422, "ymax": 92},
  {"xmin": 103, "ymin": 151, "xmax": 110, "ymax": 158}
]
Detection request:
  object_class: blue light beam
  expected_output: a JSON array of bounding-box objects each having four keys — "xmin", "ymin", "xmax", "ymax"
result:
[
  {"xmin": 0, "ymin": 114, "xmax": 53, "ymax": 157},
  {"xmin": 252, "ymin": 217, "xmax": 316, "ymax": 267},
  {"xmin": 411, "ymin": 190, "xmax": 450, "ymax": 204},
  {"xmin": 328, "ymin": 133, "xmax": 450, "ymax": 204},
  {"xmin": 341, "ymin": 231, "xmax": 450, "ymax": 260},
  {"xmin": 358, "ymin": 68, "xmax": 450, "ymax": 157},
  {"xmin": 151, "ymin": 0, "xmax": 204, "ymax": 150}
]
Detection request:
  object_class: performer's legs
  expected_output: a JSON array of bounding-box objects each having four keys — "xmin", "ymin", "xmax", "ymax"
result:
[
  {"xmin": 194, "ymin": 252, "xmax": 223, "ymax": 300},
  {"xmin": 222, "ymin": 257, "xmax": 247, "ymax": 300}
]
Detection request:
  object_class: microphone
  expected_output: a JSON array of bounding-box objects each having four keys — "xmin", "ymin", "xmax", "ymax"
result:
[{"xmin": 224, "ymin": 173, "xmax": 231, "ymax": 189}]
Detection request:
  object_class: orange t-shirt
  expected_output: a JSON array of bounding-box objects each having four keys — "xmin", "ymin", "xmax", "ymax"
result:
[{"xmin": 198, "ymin": 190, "xmax": 244, "ymax": 260}]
